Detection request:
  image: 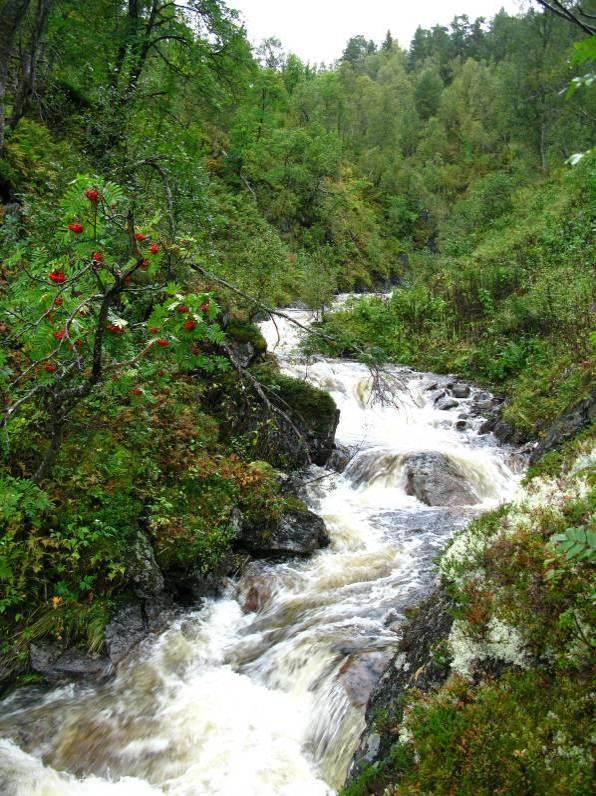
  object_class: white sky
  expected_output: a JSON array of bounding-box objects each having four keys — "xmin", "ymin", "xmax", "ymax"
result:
[{"xmin": 230, "ymin": 0, "xmax": 524, "ymax": 65}]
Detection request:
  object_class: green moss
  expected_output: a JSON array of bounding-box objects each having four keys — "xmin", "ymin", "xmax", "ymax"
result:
[
  {"xmin": 251, "ymin": 364, "xmax": 338, "ymax": 435},
  {"xmin": 226, "ymin": 322, "xmax": 267, "ymax": 352}
]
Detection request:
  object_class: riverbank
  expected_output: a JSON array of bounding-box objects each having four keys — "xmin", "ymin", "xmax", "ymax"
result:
[{"xmin": 345, "ymin": 433, "xmax": 594, "ymax": 795}]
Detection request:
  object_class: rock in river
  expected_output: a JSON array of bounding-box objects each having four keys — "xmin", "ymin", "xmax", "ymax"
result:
[
  {"xmin": 237, "ymin": 507, "xmax": 330, "ymax": 559},
  {"xmin": 402, "ymin": 451, "xmax": 479, "ymax": 506}
]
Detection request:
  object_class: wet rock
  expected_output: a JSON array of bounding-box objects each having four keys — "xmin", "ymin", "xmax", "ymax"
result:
[
  {"xmin": 473, "ymin": 398, "xmax": 498, "ymax": 412},
  {"xmin": 455, "ymin": 419, "xmax": 467, "ymax": 430},
  {"xmin": 129, "ymin": 529, "xmax": 165, "ymax": 599},
  {"xmin": 478, "ymin": 417, "xmax": 496, "ymax": 435},
  {"xmin": 451, "ymin": 383, "xmax": 471, "ymax": 398},
  {"xmin": 278, "ymin": 471, "xmax": 309, "ymax": 501},
  {"xmin": 436, "ymin": 396, "xmax": 459, "ymax": 411},
  {"xmin": 402, "ymin": 451, "xmax": 479, "ymax": 506},
  {"xmin": 164, "ymin": 548, "xmax": 241, "ymax": 606},
  {"xmin": 239, "ymin": 574, "xmax": 273, "ymax": 613},
  {"xmin": 339, "ymin": 650, "xmax": 394, "ymax": 708},
  {"xmin": 530, "ymin": 392, "xmax": 596, "ymax": 463},
  {"xmin": 104, "ymin": 604, "xmax": 147, "ymax": 665},
  {"xmin": 237, "ymin": 507, "xmax": 330, "ymax": 559},
  {"xmin": 492, "ymin": 419, "xmax": 528, "ymax": 446},
  {"xmin": 328, "ymin": 443, "xmax": 352, "ymax": 473},
  {"xmin": 30, "ymin": 642, "xmax": 110, "ymax": 682},
  {"xmin": 250, "ymin": 366, "xmax": 340, "ymax": 468},
  {"xmin": 348, "ymin": 588, "xmax": 454, "ymax": 782}
]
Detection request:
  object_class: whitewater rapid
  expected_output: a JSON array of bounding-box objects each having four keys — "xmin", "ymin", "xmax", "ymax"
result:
[{"xmin": 0, "ymin": 303, "xmax": 522, "ymax": 795}]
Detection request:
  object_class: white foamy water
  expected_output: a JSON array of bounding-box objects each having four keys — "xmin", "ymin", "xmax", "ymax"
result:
[{"xmin": 0, "ymin": 300, "xmax": 523, "ymax": 795}]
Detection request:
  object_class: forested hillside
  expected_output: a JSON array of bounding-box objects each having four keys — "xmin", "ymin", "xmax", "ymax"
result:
[{"xmin": 0, "ymin": 0, "xmax": 594, "ymax": 792}]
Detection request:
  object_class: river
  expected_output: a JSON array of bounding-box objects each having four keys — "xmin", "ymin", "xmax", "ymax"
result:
[{"xmin": 0, "ymin": 304, "xmax": 522, "ymax": 795}]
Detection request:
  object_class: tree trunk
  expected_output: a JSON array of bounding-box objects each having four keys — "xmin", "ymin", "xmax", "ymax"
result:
[
  {"xmin": 8, "ymin": 0, "xmax": 55, "ymax": 132},
  {"xmin": 0, "ymin": 0, "xmax": 32, "ymax": 150}
]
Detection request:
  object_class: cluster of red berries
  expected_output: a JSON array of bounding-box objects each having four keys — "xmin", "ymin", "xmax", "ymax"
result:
[
  {"xmin": 92, "ymin": 251, "xmax": 103, "ymax": 263},
  {"xmin": 134, "ymin": 232, "xmax": 159, "ymax": 254},
  {"xmin": 85, "ymin": 189, "xmax": 99, "ymax": 203},
  {"xmin": 53, "ymin": 329, "xmax": 66, "ymax": 341},
  {"xmin": 68, "ymin": 223, "xmax": 84, "ymax": 234},
  {"xmin": 107, "ymin": 323, "xmax": 124, "ymax": 334},
  {"xmin": 49, "ymin": 270, "xmax": 66, "ymax": 284},
  {"xmin": 44, "ymin": 362, "xmax": 57, "ymax": 373}
]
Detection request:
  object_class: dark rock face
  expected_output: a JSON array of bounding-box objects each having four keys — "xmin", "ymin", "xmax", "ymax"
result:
[
  {"xmin": 228, "ymin": 340, "xmax": 256, "ymax": 368},
  {"xmin": 164, "ymin": 551, "xmax": 241, "ymax": 607},
  {"xmin": 237, "ymin": 507, "xmax": 330, "ymax": 559},
  {"xmin": 348, "ymin": 589, "xmax": 454, "ymax": 782},
  {"xmin": 530, "ymin": 392, "xmax": 596, "ymax": 463},
  {"xmin": 492, "ymin": 419, "xmax": 528, "ymax": 446},
  {"xmin": 29, "ymin": 642, "xmax": 111, "ymax": 682},
  {"xmin": 249, "ymin": 366, "xmax": 340, "ymax": 468},
  {"xmin": 402, "ymin": 451, "xmax": 479, "ymax": 506}
]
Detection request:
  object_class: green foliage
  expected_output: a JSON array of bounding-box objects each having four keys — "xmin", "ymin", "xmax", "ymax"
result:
[
  {"xmin": 551, "ymin": 525, "xmax": 596, "ymax": 563},
  {"xmin": 311, "ymin": 154, "xmax": 595, "ymax": 439}
]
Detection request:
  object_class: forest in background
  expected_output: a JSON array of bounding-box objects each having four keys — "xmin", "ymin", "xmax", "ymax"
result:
[{"xmin": 0, "ymin": 1, "xmax": 594, "ymax": 791}]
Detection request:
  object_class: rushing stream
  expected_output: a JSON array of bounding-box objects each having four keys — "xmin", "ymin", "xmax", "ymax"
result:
[{"xmin": 0, "ymin": 303, "xmax": 523, "ymax": 795}]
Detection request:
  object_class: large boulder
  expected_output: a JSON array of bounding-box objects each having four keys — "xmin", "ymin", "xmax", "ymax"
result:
[
  {"xmin": 237, "ymin": 507, "xmax": 330, "ymax": 559},
  {"xmin": 402, "ymin": 451, "xmax": 479, "ymax": 506},
  {"xmin": 450, "ymin": 382, "xmax": 471, "ymax": 398},
  {"xmin": 435, "ymin": 396, "xmax": 459, "ymax": 411},
  {"xmin": 249, "ymin": 365, "xmax": 340, "ymax": 468},
  {"xmin": 327, "ymin": 443, "xmax": 353, "ymax": 473}
]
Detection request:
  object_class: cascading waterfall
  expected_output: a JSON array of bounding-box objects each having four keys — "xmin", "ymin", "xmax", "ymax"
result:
[{"xmin": 0, "ymin": 302, "xmax": 523, "ymax": 796}]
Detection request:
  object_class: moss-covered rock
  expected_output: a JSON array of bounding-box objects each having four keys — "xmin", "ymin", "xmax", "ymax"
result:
[
  {"xmin": 226, "ymin": 321, "xmax": 267, "ymax": 352},
  {"xmin": 251, "ymin": 364, "xmax": 340, "ymax": 467}
]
